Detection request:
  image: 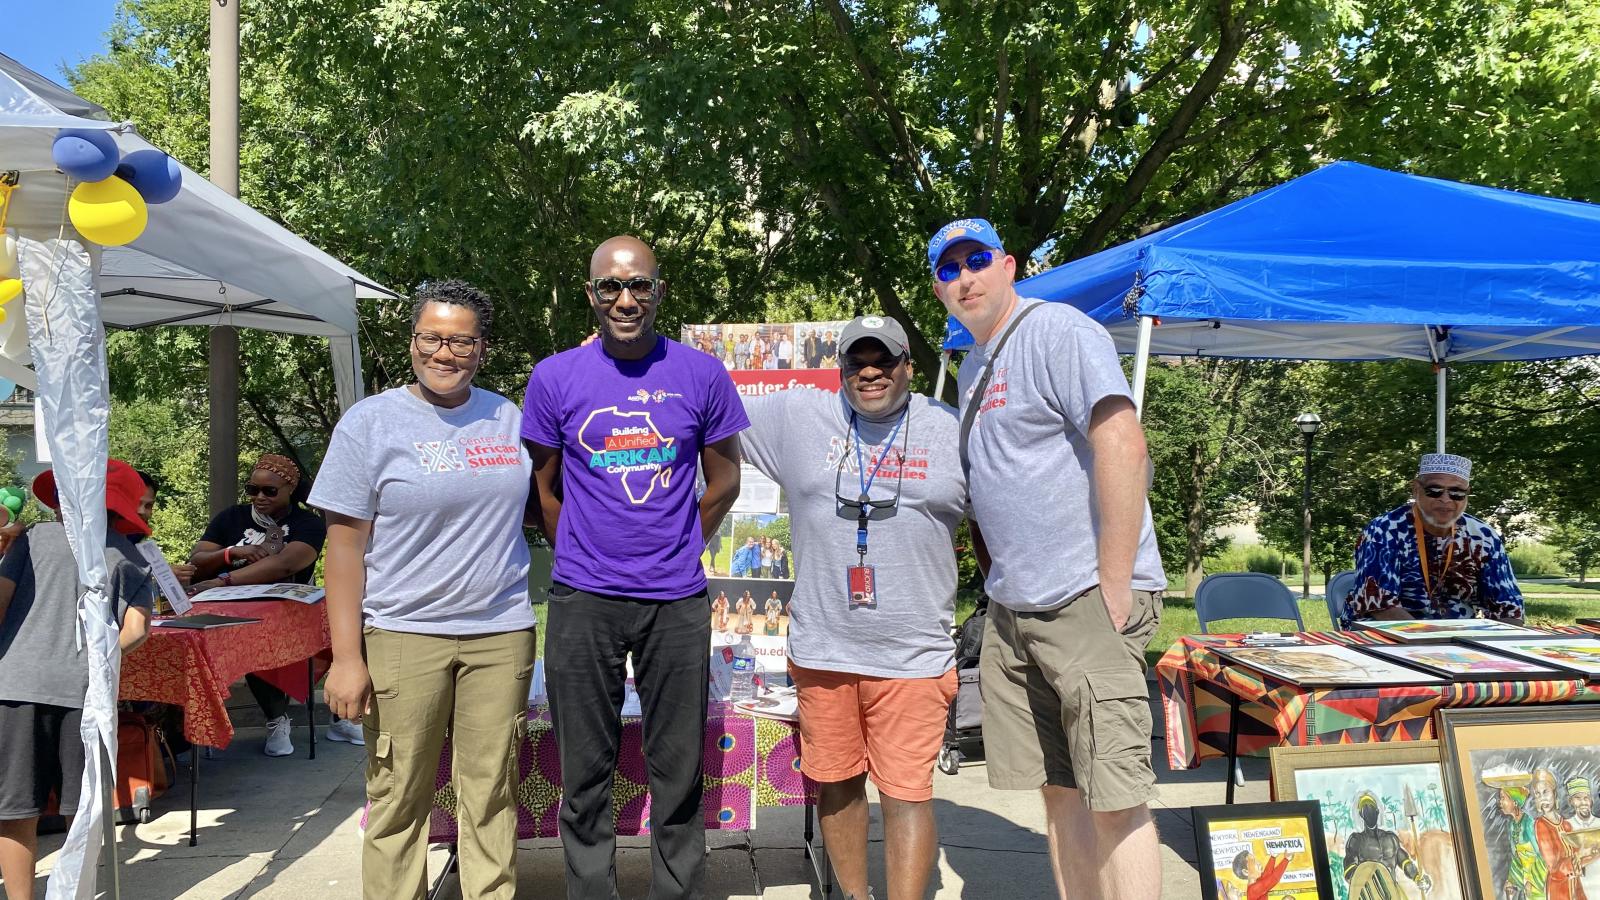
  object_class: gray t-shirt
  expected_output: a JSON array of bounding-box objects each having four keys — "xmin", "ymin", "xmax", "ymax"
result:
[
  {"xmin": 0, "ymin": 522, "xmax": 156, "ymax": 708},
  {"xmin": 740, "ymin": 387, "xmax": 966, "ymax": 678},
  {"xmin": 309, "ymin": 386, "xmax": 537, "ymax": 636},
  {"xmin": 957, "ymin": 298, "xmax": 1167, "ymax": 611}
]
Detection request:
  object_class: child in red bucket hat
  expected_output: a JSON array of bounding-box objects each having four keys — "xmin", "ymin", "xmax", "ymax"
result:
[{"xmin": 0, "ymin": 458, "xmax": 157, "ymax": 890}]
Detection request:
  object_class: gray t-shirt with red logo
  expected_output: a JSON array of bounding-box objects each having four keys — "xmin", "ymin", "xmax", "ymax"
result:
[
  {"xmin": 740, "ymin": 388, "xmax": 966, "ymax": 679},
  {"xmin": 310, "ymin": 386, "xmax": 536, "ymax": 636},
  {"xmin": 956, "ymin": 298, "xmax": 1167, "ymax": 612}
]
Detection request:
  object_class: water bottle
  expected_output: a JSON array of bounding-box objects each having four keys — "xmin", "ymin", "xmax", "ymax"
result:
[{"xmin": 730, "ymin": 636, "xmax": 757, "ymax": 703}]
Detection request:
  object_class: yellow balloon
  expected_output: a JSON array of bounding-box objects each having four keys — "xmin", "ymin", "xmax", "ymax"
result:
[
  {"xmin": 68, "ymin": 176, "xmax": 148, "ymax": 246},
  {"xmin": 0, "ymin": 279, "xmax": 19, "ymax": 306}
]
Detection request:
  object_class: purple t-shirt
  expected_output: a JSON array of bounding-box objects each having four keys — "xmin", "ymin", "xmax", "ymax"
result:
[{"xmin": 522, "ymin": 337, "xmax": 749, "ymax": 599}]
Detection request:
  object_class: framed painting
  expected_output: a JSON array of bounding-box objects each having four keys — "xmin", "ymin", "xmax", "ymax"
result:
[
  {"xmin": 1193, "ymin": 801, "xmax": 1336, "ymax": 899},
  {"xmin": 1460, "ymin": 637, "xmax": 1600, "ymax": 679},
  {"xmin": 1214, "ymin": 643, "xmax": 1445, "ymax": 689},
  {"xmin": 1437, "ymin": 706, "xmax": 1600, "ymax": 900},
  {"xmin": 1351, "ymin": 618, "xmax": 1550, "ymax": 643},
  {"xmin": 1271, "ymin": 742, "xmax": 1464, "ymax": 899},
  {"xmin": 1356, "ymin": 643, "xmax": 1573, "ymax": 682}
]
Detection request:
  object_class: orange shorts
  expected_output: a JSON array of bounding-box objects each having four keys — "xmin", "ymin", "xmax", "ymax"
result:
[{"xmin": 789, "ymin": 663, "xmax": 958, "ymax": 802}]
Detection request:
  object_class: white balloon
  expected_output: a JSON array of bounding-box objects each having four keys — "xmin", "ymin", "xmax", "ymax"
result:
[
  {"xmin": 0, "ymin": 232, "xmax": 17, "ymax": 280},
  {"xmin": 0, "ymin": 300, "xmax": 25, "ymax": 366}
]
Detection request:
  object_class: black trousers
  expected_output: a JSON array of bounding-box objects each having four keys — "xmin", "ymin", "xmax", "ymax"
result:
[
  {"xmin": 546, "ymin": 585, "xmax": 711, "ymax": 900},
  {"xmin": 244, "ymin": 673, "xmax": 291, "ymax": 720}
]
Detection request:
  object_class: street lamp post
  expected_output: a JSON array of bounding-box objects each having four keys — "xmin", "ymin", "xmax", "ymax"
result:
[{"xmin": 1295, "ymin": 413, "xmax": 1323, "ymax": 599}]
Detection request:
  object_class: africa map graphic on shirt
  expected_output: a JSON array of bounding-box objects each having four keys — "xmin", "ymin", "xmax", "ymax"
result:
[{"xmin": 578, "ymin": 407, "xmax": 679, "ymax": 504}]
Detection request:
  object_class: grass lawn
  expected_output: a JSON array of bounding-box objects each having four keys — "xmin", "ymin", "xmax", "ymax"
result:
[
  {"xmin": 1517, "ymin": 580, "xmax": 1600, "ymax": 594},
  {"xmin": 699, "ymin": 543, "xmax": 734, "ymax": 576}
]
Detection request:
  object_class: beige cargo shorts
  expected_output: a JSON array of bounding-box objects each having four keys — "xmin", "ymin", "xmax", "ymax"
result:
[{"xmin": 979, "ymin": 584, "xmax": 1162, "ymax": 811}]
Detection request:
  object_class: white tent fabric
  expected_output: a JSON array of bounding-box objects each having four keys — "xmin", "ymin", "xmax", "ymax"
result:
[{"xmin": 18, "ymin": 234, "xmax": 116, "ymax": 900}]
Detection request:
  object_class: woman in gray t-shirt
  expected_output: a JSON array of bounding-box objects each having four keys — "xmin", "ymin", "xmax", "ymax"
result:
[{"xmin": 310, "ymin": 280, "xmax": 537, "ymax": 900}]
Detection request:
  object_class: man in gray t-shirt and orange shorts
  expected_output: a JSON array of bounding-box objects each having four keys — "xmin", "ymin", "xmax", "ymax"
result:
[
  {"xmin": 739, "ymin": 315, "xmax": 967, "ymax": 900},
  {"xmin": 932, "ymin": 218, "xmax": 1167, "ymax": 900}
]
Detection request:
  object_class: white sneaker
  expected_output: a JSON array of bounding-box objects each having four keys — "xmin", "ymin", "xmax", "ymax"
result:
[
  {"xmin": 326, "ymin": 718, "xmax": 365, "ymax": 746},
  {"xmin": 263, "ymin": 715, "xmax": 294, "ymax": 757}
]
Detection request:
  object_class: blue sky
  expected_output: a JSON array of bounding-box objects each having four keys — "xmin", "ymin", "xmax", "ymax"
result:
[{"xmin": 3, "ymin": 0, "xmax": 120, "ymax": 86}]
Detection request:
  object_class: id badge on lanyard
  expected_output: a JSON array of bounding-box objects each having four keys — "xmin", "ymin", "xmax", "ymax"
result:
[{"xmin": 847, "ymin": 564, "xmax": 877, "ymax": 610}]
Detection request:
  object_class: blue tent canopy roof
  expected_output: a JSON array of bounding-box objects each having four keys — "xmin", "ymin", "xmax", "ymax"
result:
[{"xmin": 942, "ymin": 162, "xmax": 1600, "ymax": 362}]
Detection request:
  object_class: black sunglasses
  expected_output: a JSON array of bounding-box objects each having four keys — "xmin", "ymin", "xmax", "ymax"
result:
[
  {"xmin": 841, "ymin": 354, "xmax": 907, "ymax": 377},
  {"xmin": 244, "ymin": 484, "xmax": 280, "ymax": 498},
  {"xmin": 589, "ymin": 277, "xmax": 660, "ymax": 303},
  {"xmin": 1421, "ymin": 485, "xmax": 1470, "ymax": 501},
  {"xmin": 935, "ymin": 249, "xmax": 996, "ymax": 283}
]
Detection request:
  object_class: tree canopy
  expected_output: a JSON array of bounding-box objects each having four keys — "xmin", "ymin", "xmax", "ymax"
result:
[{"xmin": 60, "ymin": 0, "xmax": 1600, "ymax": 585}]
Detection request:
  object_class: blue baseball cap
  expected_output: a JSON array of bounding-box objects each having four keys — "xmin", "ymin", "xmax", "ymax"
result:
[{"xmin": 928, "ymin": 218, "xmax": 1005, "ymax": 272}]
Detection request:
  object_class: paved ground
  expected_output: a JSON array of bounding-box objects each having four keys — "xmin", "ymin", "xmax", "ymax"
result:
[{"xmin": 12, "ymin": 682, "xmax": 1269, "ymax": 898}]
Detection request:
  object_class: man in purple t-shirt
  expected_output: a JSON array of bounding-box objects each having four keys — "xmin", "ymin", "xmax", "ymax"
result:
[{"xmin": 522, "ymin": 235, "xmax": 747, "ymax": 900}]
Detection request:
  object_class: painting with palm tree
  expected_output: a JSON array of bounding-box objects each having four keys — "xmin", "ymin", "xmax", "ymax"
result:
[{"xmin": 1272, "ymin": 742, "xmax": 1463, "ymax": 900}]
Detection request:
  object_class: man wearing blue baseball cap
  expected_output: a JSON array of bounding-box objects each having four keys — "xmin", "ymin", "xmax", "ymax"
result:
[{"xmin": 931, "ymin": 217, "xmax": 1167, "ymax": 900}]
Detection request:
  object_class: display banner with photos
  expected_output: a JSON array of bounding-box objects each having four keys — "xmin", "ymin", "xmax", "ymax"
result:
[{"xmin": 688, "ymin": 320, "xmax": 844, "ymax": 696}]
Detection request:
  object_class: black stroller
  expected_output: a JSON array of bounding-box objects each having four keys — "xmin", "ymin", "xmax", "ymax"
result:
[{"xmin": 937, "ymin": 594, "xmax": 988, "ymax": 775}]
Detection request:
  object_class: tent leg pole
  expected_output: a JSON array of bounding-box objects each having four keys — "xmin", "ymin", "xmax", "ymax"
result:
[
  {"xmin": 932, "ymin": 350, "xmax": 951, "ymax": 404},
  {"xmin": 1132, "ymin": 316, "xmax": 1154, "ymax": 420},
  {"xmin": 1436, "ymin": 366, "xmax": 1447, "ymax": 454},
  {"xmin": 101, "ymin": 742, "xmax": 120, "ymax": 900}
]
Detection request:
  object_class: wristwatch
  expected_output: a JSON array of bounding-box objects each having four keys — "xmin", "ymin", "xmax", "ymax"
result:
[{"xmin": 217, "ymin": 571, "xmax": 233, "ymax": 586}]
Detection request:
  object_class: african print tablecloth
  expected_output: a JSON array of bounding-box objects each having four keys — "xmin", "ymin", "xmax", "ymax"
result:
[
  {"xmin": 426, "ymin": 705, "xmax": 814, "ymax": 841},
  {"xmin": 1156, "ymin": 628, "xmax": 1600, "ymax": 770},
  {"xmin": 119, "ymin": 600, "xmax": 330, "ymax": 749}
]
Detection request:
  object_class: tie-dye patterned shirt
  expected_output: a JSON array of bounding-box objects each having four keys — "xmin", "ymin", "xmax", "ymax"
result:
[{"xmin": 1344, "ymin": 503, "xmax": 1523, "ymax": 623}]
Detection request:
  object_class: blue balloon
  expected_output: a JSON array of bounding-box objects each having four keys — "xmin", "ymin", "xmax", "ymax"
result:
[
  {"xmin": 51, "ymin": 129, "xmax": 120, "ymax": 182},
  {"xmin": 115, "ymin": 149, "xmax": 183, "ymax": 204}
]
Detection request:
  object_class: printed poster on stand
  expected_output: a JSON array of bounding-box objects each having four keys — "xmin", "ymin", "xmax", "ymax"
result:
[{"xmin": 688, "ymin": 320, "xmax": 842, "ymax": 697}]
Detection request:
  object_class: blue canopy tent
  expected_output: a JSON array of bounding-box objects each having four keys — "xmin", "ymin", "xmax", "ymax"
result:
[{"xmin": 939, "ymin": 161, "xmax": 1600, "ymax": 451}]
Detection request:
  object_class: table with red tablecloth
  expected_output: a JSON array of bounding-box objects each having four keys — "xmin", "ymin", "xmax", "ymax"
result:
[
  {"xmin": 1156, "ymin": 627, "xmax": 1600, "ymax": 773},
  {"xmin": 421, "ymin": 704, "xmax": 815, "ymax": 842},
  {"xmin": 120, "ymin": 600, "xmax": 331, "ymax": 749}
]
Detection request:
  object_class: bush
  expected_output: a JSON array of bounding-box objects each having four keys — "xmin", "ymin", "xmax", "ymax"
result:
[
  {"xmin": 1509, "ymin": 542, "xmax": 1565, "ymax": 578},
  {"xmin": 1205, "ymin": 543, "xmax": 1300, "ymax": 577}
]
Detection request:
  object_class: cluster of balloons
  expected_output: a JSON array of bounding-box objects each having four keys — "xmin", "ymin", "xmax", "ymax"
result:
[
  {"xmin": 52, "ymin": 128, "xmax": 181, "ymax": 246},
  {"xmin": 0, "ymin": 486, "xmax": 23, "ymax": 519}
]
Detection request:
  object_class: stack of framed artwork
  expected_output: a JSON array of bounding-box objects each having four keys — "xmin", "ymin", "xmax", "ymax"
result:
[
  {"xmin": 1211, "ymin": 622, "xmax": 1600, "ymax": 688},
  {"xmin": 1260, "ymin": 706, "xmax": 1600, "ymax": 900}
]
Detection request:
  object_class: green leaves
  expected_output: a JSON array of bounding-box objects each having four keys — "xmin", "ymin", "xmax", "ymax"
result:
[{"xmin": 63, "ymin": 0, "xmax": 1600, "ymax": 584}]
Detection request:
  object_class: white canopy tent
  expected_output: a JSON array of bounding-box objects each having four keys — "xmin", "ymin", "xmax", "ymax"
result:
[
  {"xmin": 1, "ymin": 53, "xmax": 393, "ymax": 898},
  {"xmin": 0, "ymin": 51, "xmax": 397, "ymax": 407}
]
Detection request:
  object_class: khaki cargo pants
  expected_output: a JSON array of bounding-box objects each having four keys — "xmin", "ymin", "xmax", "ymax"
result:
[
  {"xmin": 360, "ymin": 626, "xmax": 536, "ymax": 900},
  {"xmin": 980, "ymin": 585, "xmax": 1161, "ymax": 811}
]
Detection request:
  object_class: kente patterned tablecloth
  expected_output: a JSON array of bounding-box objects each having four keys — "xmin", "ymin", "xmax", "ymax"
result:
[
  {"xmin": 119, "ymin": 600, "xmax": 331, "ymax": 749},
  {"xmin": 426, "ymin": 705, "xmax": 814, "ymax": 841},
  {"xmin": 1156, "ymin": 627, "xmax": 1600, "ymax": 770}
]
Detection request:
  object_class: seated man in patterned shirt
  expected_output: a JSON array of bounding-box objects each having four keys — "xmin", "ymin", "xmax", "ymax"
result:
[{"xmin": 1344, "ymin": 453, "xmax": 1523, "ymax": 624}]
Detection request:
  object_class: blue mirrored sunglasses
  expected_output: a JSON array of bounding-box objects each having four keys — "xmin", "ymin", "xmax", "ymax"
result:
[{"xmin": 935, "ymin": 249, "xmax": 996, "ymax": 283}]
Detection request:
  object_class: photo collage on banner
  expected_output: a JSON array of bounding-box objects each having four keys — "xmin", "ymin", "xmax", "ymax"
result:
[{"xmin": 686, "ymin": 322, "xmax": 843, "ymax": 693}]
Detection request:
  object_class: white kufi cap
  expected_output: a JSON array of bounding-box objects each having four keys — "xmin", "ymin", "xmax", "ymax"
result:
[{"xmin": 1418, "ymin": 453, "xmax": 1471, "ymax": 481}]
